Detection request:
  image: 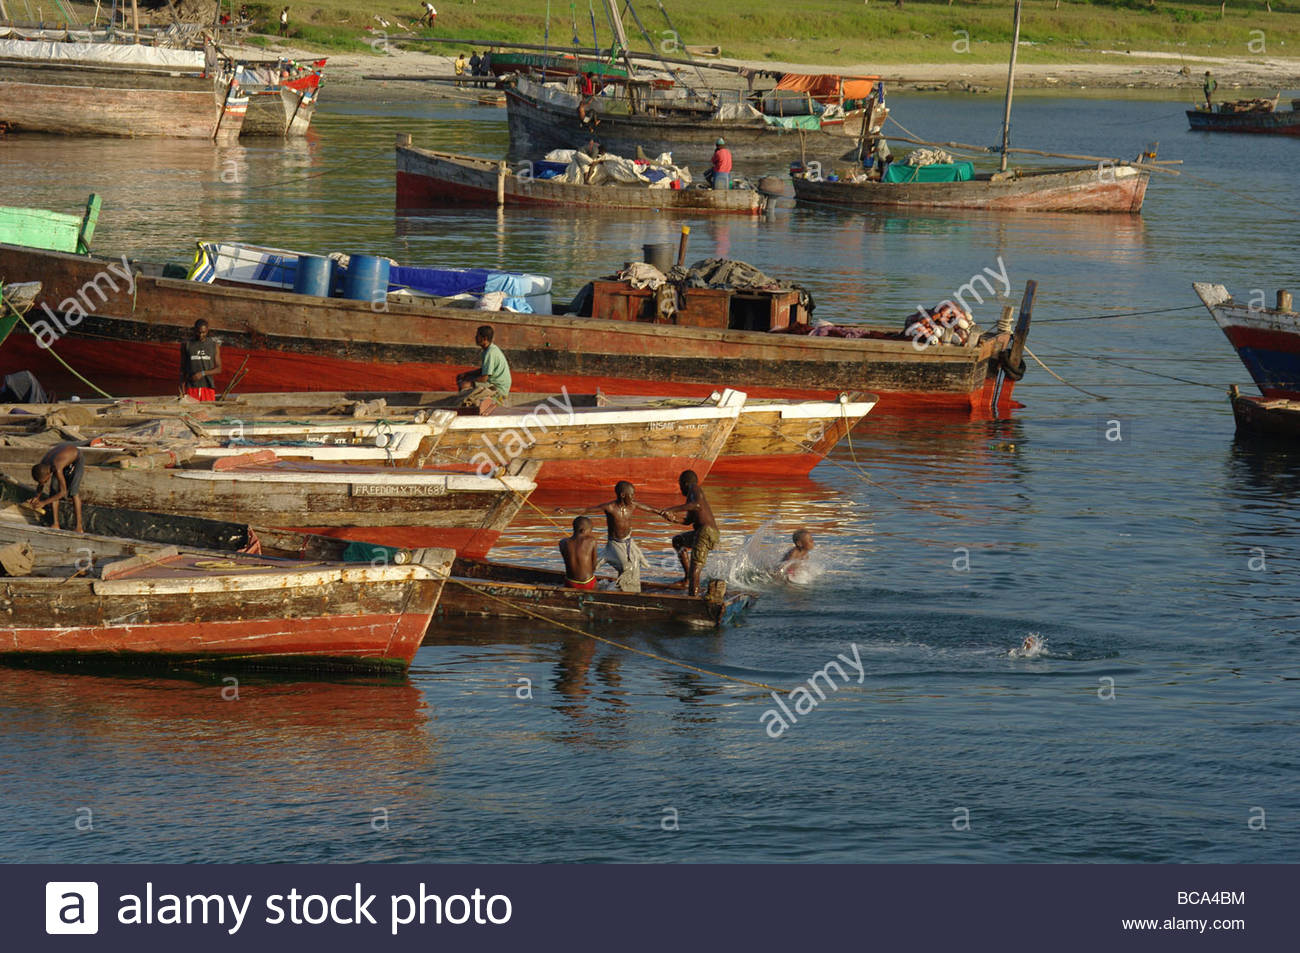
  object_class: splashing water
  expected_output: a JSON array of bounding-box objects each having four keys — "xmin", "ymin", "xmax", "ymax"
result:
[
  {"xmin": 1009, "ymin": 633, "xmax": 1047, "ymax": 658},
  {"xmin": 706, "ymin": 520, "xmax": 829, "ymax": 590}
]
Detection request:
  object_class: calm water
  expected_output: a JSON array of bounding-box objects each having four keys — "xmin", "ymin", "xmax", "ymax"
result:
[{"xmin": 1, "ymin": 90, "xmax": 1297, "ymax": 863}]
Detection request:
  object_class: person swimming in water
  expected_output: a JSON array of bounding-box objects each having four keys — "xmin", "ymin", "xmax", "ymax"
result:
[{"xmin": 778, "ymin": 528, "xmax": 817, "ymax": 582}]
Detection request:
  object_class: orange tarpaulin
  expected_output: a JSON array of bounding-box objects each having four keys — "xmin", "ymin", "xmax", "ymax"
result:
[{"xmin": 774, "ymin": 73, "xmax": 877, "ymax": 103}]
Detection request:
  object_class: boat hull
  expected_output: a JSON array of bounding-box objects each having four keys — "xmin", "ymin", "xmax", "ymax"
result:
[
  {"xmin": 0, "ymin": 534, "xmax": 453, "ymax": 672},
  {"xmin": 1228, "ymin": 391, "xmax": 1300, "ymax": 438},
  {"xmin": 793, "ymin": 165, "xmax": 1149, "ymax": 213},
  {"xmin": 241, "ymin": 78, "xmax": 319, "ymax": 137},
  {"xmin": 0, "ymin": 460, "xmax": 534, "ymax": 560},
  {"xmin": 1194, "ymin": 282, "xmax": 1300, "ymax": 400},
  {"xmin": 1187, "ymin": 107, "xmax": 1300, "ymax": 136},
  {"xmin": 437, "ymin": 559, "xmax": 753, "ymax": 628},
  {"xmin": 505, "ymin": 85, "xmax": 860, "ymax": 163},
  {"xmin": 0, "ymin": 62, "xmax": 245, "ymax": 139},
  {"xmin": 0, "ymin": 243, "xmax": 1020, "ymax": 414},
  {"xmin": 395, "ymin": 144, "xmax": 764, "ymax": 215}
]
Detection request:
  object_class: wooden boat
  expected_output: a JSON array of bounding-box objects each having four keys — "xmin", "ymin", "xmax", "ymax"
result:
[
  {"xmin": 54, "ymin": 389, "xmax": 877, "ymax": 478},
  {"xmin": 0, "ymin": 240, "xmax": 1034, "ymax": 414},
  {"xmin": 793, "ymin": 162, "xmax": 1150, "ymax": 213},
  {"xmin": 0, "ymin": 194, "xmax": 99, "ymax": 254},
  {"xmin": 0, "ymin": 36, "xmax": 247, "ymax": 139},
  {"xmin": 72, "ymin": 388, "xmax": 749, "ymax": 493},
  {"xmin": 240, "ymin": 69, "xmax": 322, "ymax": 137},
  {"xmin": 793, "ymin": 0, "xmax": 1153, "ymax": 214},
  {"xmin": 0, "ymin": 508, "xmax": 454, "ymax": 673},
  {"xmin": 0, "ymin": 453, "xmax": 540, "ymax": 558},
  {"xmin": 1187, "ymin": 97, "xmax": 1300, "ymax": 136},
  {"xmin": 438, "ymin": 557, "xmax": 754, "ymax": 628},
  {"xmin": 506, "ymin": 71, "xmax": 885, "ymax": 164},
  {"xmin": 1194, "ymin": 283, "xmax": 1300, "ymax": 400},
  {"xmin": 1226, "ymin": 385, "xmax": 1300, "ymax": 438},
  {"xmin": 502, "ymin": 2, "xmax": 884, "ymax": 163},
  {"xmin": 395, "ymin": 142, "xmax": 766, "ymax": 215}
]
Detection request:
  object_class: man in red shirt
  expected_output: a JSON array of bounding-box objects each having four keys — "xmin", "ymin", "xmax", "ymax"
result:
[{"xmin": 710, "ymin": 137, "xmax": 732, "ymax": 190}]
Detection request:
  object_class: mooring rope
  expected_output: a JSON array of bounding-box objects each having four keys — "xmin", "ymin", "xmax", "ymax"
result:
[
  {"xmin": 1022, "ymin": 346, "xmax": 1109, "ymax": 400},
  {"xmin": 7, "ymin": 303, "xmax": 116, "ymax": 400}
]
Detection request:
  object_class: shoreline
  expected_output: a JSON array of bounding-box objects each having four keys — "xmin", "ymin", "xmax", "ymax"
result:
[{"xmin": 243, "ymin": 41, "xmax": 1300, "ymax": 94}]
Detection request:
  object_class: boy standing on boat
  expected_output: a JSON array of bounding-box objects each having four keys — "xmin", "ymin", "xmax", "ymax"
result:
[
  {"xmin": 559, "ymin": 517, "xmax": 600, "ymax": 590},
  {"xmin": 559, "ymin": 481, "xmax": 657, "ymax": 592},
  {"xmin": 456, "ymin": 324, "xmax": 512, "ymax": 408},
  {"xmin": 27, "ymin": 442, "xmax": 85, "ymax": 534},
  {"xmin": 180, "ymin": 319, "xmax": 222, "ymax": 402},
  {"xmin": 1203, "ymin": 71, "xmax": 1217, "ymax": 109},
  {"xmin": 709, "ymin": 138, "xmax": 733, "ymax": 190},
  {"xmin": 659, "ymin": 469, "xmax": 720, "ymax": 596}
]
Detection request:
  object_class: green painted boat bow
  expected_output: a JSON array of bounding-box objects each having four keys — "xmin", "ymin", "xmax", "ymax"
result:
[{"xmin": 0, "ymin": 193, "xmax": 100, "ymax": 255}]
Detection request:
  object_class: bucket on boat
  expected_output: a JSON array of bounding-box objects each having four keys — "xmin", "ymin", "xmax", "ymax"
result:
[
  {"xmin": 342, "ymin": 254, "xmax": 391, "ymax": 304},
  {"xmin": 293, "ymin": 254, "xmax": 334, "ymax": 298},
  {"xmin": 642, "ymin": 242, "xmax": 674, "ymax": 273}
]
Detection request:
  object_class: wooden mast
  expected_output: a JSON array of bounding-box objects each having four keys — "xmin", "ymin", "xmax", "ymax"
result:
[
  {"xmin": 604, "ymin": 0, "xmax": 637, "ymax": 78},
  {"xmin": 999, "ymin": 0, "xmax": 1023, "ymax": 173}
]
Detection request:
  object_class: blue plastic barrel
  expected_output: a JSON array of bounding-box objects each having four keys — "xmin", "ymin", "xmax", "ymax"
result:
[
  {"xmin": 292, "ymin": 255, "xmax": 334, "ymax": 298},
  {"xmin": 342, "ymin": 254, "xmax": 391, "ymax": 304}
]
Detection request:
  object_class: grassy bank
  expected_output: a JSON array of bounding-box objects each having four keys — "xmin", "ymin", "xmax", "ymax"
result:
[{"xmin": 58, "ymin": 1, "xmax": 1300, "ymax": 65}]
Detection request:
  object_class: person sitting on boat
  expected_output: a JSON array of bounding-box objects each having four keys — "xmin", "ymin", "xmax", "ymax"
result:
[
  {"xmin": 658, "ymin": 469, "xmax": 720, "ymax": 596},
  {"xmin": 1203, "ymin": 71, "xmax": 1217, "ymax": 109},
  {"xmin": 27, "ymin": 442, "xmax": 85, "ymax": 534},
  {"xmin": 455, "ymin": 53, "xmax": 468, "ymax": 88},
  {"xmin": 180, "ymin": 319, "xmax": 222, "ymax": 402},
  {"xmin": 455, "ymin": 324, "xmax": 512, "ymax": 408},
  {"xmin": 558, "ymin": 481, "xmax": 658, "ymax": 592},
  {"xmin": 708, "ymin": 138, "xmax": 733, "ymax": 191},
  {"xmin": 559, "ymin": 516, "xmax": 600, "ymax": 590}
]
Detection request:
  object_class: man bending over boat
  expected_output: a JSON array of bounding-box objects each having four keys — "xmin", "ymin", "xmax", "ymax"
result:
[
  {"xmin": 658, "ymin": 469, "xmax": 720, "ymax": 596},
  {"xmin": 27, "ymin": 442, "xmax": 85, "ymax": 534},
  {"xmin": 559, "ymin": 516, "xmax": 600, "ymax": 590},
  {"xmin": 180, "ymin": 319, "xmax": 222, "ymax": 402},
  {"xmin": 455, "ymin": 324, "xmax": 512, "ymax": 410},
  {"xmin": 559, "ymin": 481, "xmax": 658, "ymax": 592}
]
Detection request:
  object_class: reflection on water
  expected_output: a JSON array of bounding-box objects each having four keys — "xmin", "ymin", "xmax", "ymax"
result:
[{"xmin": 3, "ymin": 90, "xmax": 1299, "ymax": 863}]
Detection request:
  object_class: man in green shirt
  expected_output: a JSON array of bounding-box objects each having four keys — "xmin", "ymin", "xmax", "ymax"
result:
[
  {"xmin": 456, "ymin": 324, "xmax": 512, "ymax": 407},
  {"xmin": 1203, "ymin": 71, "xmax": 1217, "ymax": 109}
]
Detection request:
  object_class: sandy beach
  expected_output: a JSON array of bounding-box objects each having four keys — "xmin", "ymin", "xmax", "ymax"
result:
[{"xmin": 239, "ymin": 38, "xmax": 1300, "ymax": 95}]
